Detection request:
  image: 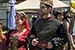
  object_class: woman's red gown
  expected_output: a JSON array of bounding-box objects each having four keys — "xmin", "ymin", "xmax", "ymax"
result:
[
  {"xmin": 1, "ymin": 28, "xmax": 30, "ymax": 50},
  {"xmin": 2, "ymin": 19, "xmax": 30, "ymax": 50}
]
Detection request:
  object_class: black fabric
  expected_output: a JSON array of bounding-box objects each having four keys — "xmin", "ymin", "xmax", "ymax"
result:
[
  {"xmin": 51, "ymin": 24, "xmax": 68, "ymax": 48},
  {"xmin": 33, "ymin": 18, "xmax": 60, "ymax": 42},
  {"xmin": 56, "ymin": 24, "xmax": 68, "ymax": 44},
  {"xmin": 30, "ymin": 17, "xmax": 68, "ymax": 50},
  {"xmin": 30, "ymin": 24, "xmax": 37, "ymax": 36},
  {"xmin": 32, "ymin": 17, "xmax": 37, "ymax": 24}
]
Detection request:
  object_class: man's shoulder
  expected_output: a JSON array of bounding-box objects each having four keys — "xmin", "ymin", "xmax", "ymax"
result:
[
  {"xmin": 50, "ymin": 17, "xmax": 61, "ymax": 25},
  {"xmin": 33, "ymin": 18, "xmax": 39, "ymax": 24}
]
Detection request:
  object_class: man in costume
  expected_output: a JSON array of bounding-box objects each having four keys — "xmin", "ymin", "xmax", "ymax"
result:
[{"xmin": 30, "ymin": 0, "xmax": 68, "ymax": 50}]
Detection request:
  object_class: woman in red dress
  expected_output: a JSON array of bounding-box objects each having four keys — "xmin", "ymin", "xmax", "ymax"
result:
[{"xmin": 2, "ymin": 13, "xmax": 30, "ymax": 50}]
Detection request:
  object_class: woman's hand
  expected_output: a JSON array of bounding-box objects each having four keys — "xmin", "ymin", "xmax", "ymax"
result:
[{"xmin": 31, "ymin": 38, "xmax": 39, "ymax": 46}]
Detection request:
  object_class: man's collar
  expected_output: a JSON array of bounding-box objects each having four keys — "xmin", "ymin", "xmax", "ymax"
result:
[{"xmin": 47, "ymin": 13, "xmax": 52, "ymax": 19}]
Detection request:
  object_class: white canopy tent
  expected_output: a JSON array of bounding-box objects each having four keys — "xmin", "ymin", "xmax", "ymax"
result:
[
  {"xmin": 15, "ymin": 0, "xmax": 40, "ymax": 10},
  {"xmin": 15, "ymin": 0, "xmax": 69, "ymax": 10},
  {"xmin": 53, "ymin": 0, "xmax": 69, "ymax": 8}
]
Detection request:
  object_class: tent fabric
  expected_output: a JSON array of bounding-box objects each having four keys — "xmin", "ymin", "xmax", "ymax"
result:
[
  {"xmin": 15, "ymin": 0, "xmax": 40, "ymax": 10},
  {"xmin": 53, "ymin": 0, "xmax": 69, "ymax": 8},
  {"xmin": 15, "ymin": 0, "xmax": 69, "ymax": 10}
]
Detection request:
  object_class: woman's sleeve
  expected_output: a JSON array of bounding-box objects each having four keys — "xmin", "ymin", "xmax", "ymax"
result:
[{"xmin": 18, "ymin": 29, "xmax": 30, "ymax": 42}]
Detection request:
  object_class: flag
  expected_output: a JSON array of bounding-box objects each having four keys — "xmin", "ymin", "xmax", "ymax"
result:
[{"xmin": 8, "ymin": 0, "xmax": 16, "ymax": 29}]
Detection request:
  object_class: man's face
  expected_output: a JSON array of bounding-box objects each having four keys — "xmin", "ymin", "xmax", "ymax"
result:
[{"xmin": 40, "ymin": 3, "xmax": 52, "ymax": 14}]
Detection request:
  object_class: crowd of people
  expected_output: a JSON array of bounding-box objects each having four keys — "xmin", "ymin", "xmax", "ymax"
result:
[{"xmin": 0, "ymin": 0, "xmax": 75, "ymax": 50}]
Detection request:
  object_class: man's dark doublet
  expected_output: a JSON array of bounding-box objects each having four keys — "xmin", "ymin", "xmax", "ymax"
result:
[
  {"xmin": 34, "ymin": 17, "xmax": 61, "ymax": 42},
  {"xmin": 30, "ymin": 16, "xmax": 68, "ymax": 50}
]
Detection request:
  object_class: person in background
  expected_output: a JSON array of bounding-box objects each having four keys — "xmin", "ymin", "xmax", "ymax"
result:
[
  {"xmin": 54, "ymin": 11, "xmax": 64, "ymax": 23},
  {"xmin": 63, "ymin": 11, "xmax": 75, "ymax": 50}
]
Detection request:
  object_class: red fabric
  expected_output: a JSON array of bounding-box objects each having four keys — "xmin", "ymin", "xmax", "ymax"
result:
[
  {"xmin": 17, "ymin": 16, "xmax": 30, "ymax": 50},
  {"xmin": 1, "ymin": 29, "xmax": 29, "ymax": 50},
  {"xmin": 37, "ymin": 41, "xmax": 48, "ymax": 49},
  {"xmin": 18, "ymin": 30, "xmax": 30, "ymax": 42},
  {"xmin": 18, "ymin": 16, "xmax": 30, "ymax": 42},
  {"xmin": 12, "ymin": 16, "xmax": 30, "ymax": 50},
  {"xmin": 23, "ymin": 16, "xmax": 30, "ymax": 31},
  {"xmin": 18, "ymin": 46, "xmax": 26, "ymax": 50},
  {"xmin": 12, "ymin": 18, "xmax": 30, "ymax": 50},
  {"xmin": 47, "ymin": 16, "xmax": 52, "ymax": 19},
  {"xmin": 1, "ymin": 16, "xmax": 30, "ymax": 50}
]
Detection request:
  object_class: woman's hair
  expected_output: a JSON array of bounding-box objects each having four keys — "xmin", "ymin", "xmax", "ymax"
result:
[
  {"xmin": 20, "ymin": 13, "xmax": 27, "ymax": 21},
  {"xmin": 63, "ymin": 11, "xmax": 71, "ymax": 23},
  {"xmin": 53, "ymin": 11, "xmax": 62, "ymax": 19},
  {"xmin": 15, "ymin": 12, "xmax": 21, "ymax": 18},
  {"xmin": 20, "ymin": 13, "xmax": 30, "ymax": 31}
]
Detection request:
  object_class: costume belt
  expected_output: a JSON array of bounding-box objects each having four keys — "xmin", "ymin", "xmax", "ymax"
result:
[{"xmin": 37, "ymin": 41, "xmax": 48, "ymax": 49}]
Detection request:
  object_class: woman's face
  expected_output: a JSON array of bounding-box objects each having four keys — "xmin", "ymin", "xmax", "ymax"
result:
[
  {"xmin": 15, "ymin": 15, "xmax": 23, "ymax": 26},
  {"xmin": 18, "ymin": 19, "xmax": 23, "ymax": 25},
  {"xmin": 57, "ymin": 15, "xmax": 63, "ymax": 22}
]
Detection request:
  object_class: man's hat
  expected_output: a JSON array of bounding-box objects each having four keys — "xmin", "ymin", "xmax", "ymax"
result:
[{"xmin": 41, "ymin": 0, "xmax": 53, "ymax": 7}]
